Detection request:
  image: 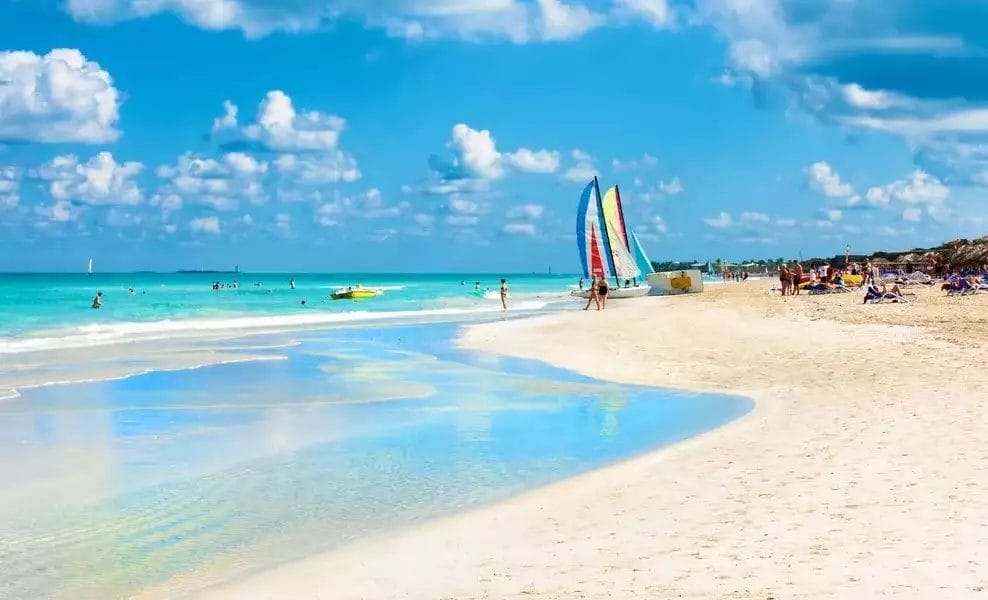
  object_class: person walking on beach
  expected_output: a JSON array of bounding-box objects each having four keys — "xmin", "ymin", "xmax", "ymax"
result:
[
  {"xmin": 778, "ymin": 264, "xmax": 790, "ymax": 296},
  {"xmin": 499, "ymin": 278, "xmax": 508, "ymax": 310},
  {"xmin": 584, "ymin": 276, "xmax": 600, "ymax": 310},
  {"xmin": 596, "ymin": 276, "xmax": 609, "ymax": 310}
]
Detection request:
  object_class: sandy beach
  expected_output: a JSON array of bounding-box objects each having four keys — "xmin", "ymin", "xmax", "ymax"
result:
[{"xmin": 200, "ymin": 280, "xmax": 988, "ymax": 599}]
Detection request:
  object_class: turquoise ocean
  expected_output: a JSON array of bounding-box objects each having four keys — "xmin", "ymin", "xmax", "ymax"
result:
[
  {"xmin": 0, "ymin": 272, "xmax": 577, "ymax": 352},
  {"xmin": 0, "ymin": 273, "xmax": 752, "ymax": 598}
]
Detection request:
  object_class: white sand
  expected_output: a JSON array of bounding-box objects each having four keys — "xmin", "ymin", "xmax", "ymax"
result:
[{"xmin": 199, "ymin": 282, "xmax": 988, "ymax": 599}]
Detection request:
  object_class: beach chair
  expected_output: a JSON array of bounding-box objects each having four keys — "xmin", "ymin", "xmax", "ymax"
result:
[{"xmin": 946, "ymin": 279, "xmax": 978, "ymax": 296}]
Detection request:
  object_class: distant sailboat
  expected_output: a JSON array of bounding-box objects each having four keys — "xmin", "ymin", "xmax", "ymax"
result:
[
  {"xmin": 572, "ymin": 177, "xmax": 649, "ymax": 299},
  {"xmin": 87, "ymin": 257, "xmax": 93, "ymax": 275}
]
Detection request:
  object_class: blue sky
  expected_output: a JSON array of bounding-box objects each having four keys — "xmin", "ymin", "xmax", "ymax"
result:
[{"xmin": 1, "ymin": 0, "xmax": 986, "ymax": 272}]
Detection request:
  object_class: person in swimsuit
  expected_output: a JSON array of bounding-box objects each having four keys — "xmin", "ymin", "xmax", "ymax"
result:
[
  {"xmin": 778, "ymin": 264, "xmax": 790, "ymax": 296},
  {"xmin": 792, "ymin": 262, "xmax": 804, "ymax": 295},
  {"xmin": 583, "ymin": 276, "xmax": 598, "ymax": 310},
  {"xmin": 499, "ymin": 278, "xmax": 508, "ymax": 310},
  {"xmin": 597, "ymin": 277, "xmax": 609, "ymax": 310},
  {"xmin": 91, "ymin": 291, "xmax": 102, "ymax": 309}
]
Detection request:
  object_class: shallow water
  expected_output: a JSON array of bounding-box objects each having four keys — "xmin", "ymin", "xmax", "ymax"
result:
[{"xmin": 0, "ymin": 323, "xmax": 750, "ymax": 599}]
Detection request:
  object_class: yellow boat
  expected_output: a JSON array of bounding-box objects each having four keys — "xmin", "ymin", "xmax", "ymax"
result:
[{"xmin": 331, "ymin": 288, "xmax": 380, "ymax": 300}]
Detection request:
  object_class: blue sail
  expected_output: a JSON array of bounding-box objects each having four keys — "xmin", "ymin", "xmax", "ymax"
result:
[
  {"xmin": 575, "ymin": 180, "xmax": 594, "ymax": 278},
  {"xmin": 631, "ymin": 231, "xmax": 654, "ymax": 276}
]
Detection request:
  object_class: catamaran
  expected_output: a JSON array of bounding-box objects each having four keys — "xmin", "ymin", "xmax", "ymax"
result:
[{"xmin": 571, "ymin": 177, "xmax": 653, "ymax": 299}]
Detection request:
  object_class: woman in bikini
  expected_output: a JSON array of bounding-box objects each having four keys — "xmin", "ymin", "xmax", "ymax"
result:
[
  {"xmin": 597, "ymin": 276, "xmax": 609, "ymax": 310},
  {"xmin": 584, "ymin": 276, "xmax": 600, "ymax": 310},
  {"xmin": 779, "ymin": 264, "xmax": 790, "ymax": 296}
]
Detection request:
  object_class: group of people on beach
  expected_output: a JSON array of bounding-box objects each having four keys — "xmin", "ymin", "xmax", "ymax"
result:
[{"xmin": 721, "ymin": 270, "xmax": 750, "ymax": 283}]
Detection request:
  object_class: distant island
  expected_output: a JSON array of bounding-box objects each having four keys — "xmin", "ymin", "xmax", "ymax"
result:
[{"xmin": 176, "ymin": 266, "xmax": 241, "ymax": 274}]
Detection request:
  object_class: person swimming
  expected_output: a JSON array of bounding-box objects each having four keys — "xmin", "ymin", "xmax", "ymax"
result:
[{"xmin": 91, "ymin": 291, "xmax": 102, "ymax": 309}]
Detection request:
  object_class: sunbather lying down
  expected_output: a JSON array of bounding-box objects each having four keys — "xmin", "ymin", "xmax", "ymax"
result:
[{"xmin": 864, "ymin": 284, "xmax": 906, "ymax": 303}]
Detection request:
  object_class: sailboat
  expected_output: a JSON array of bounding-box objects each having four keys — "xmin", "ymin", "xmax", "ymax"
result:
[
  {"xmin": 87, "ymin": 257, "xmax": 93, "ymax": 276},
  {"xmin": 571, "ymin": 177, "xmax": 651, "ymax": 299}
]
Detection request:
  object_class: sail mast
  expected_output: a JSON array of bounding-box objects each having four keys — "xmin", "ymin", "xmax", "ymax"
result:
[{"xmin": 613, "ymin": 185, "xmax": 632, "ymax": 251}]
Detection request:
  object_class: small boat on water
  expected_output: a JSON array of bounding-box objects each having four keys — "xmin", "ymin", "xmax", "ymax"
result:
[
  {"xmin": 331, "ymin": 286, "xmax": 380, "ymax": 300},
  {"xmin": 570, "ymin": 177, "xmax": 652, "ymax": 299}
]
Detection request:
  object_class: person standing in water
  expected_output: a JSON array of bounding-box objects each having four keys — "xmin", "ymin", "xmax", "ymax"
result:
[
  {"xmin": 499, "ymin": 278, "xmax": 508, "ymax": 310},
  {"xmin": 91, "ymin": 291, "xmax": 103, "ymax": 309},
  {"xmin": 289, "ymin": 278, "xmax": 296, "ymax": 289}
]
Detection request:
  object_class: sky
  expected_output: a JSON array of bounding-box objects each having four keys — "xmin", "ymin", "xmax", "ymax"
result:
[{"xmin": 1, "ymin": 0, "xmax": 987, "ymax": 272}]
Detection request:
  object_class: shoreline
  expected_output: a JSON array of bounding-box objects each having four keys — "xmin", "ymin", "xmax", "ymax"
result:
[{"xmin": 198, "ymin": 281, "xmax": 988, "ymax": 599}]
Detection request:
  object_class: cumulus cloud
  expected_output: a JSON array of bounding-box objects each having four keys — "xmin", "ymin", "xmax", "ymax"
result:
[
  {"xmin": 740, "ymin": 211, "xmax": 769, "ymax": 223},
  {"xmin": 507, "ymin": 203, "xmax": 544, "ymax": 220},
  {"xmin": 505, "ymin": 148, "xmax": 560, "ymax": 173},
  {"xmin": 64, "ymin": 0, "xmax": 610, "ymax": 42},
  {"xmin": 612, "ymin": 153, "xmax": 658, "ymax": 171},
  {"xmin": 658, "ymin": 177, "xmax": 683, "ymax": 195},
  {"xmin": 213, "ymin": 90, "xmax": 348, "ymax": 152},
  {"xmin": 274, "ymin": 152, "xmax": 360, "ymax": 184},
  {"xmin": 613, "ymin": 0, "xmax": 673, "ymax": 29},
  {"xmin": 501, "ymin": 222, "xmax": 537, "ymax": 236},
  {"xmin": 866, "ymin": 170, "xmax": 949, "ymax": 208},
  {"xmin": 426, "ymin": 123, "xmax": 560, "ymax": 192},
  {"xmin": 902, "ymin": 207, "xmax": 923, "ymax": 222},
  {"xmin": 703, "ymin": 211, "xmax": 733, "ymax": 228},
  {"xmin": 0, "ymin": 48, "xmax": 120, "ymax": 143},
  {"xmin": 0, "ymin": 167, "xmax": 20, "ymax": 208},
  {"xmin": 36, "ymin": 152, "xmax": 143, "ymax": 206},
  {"xmin": 190, "ymin": 215, "xmax": 221, "ymax": 234},
  {"xmin": 807, "ymin": 161, "xmax": 853, "ymax": 198},
  {"xmin": 156, "ymin": 151, "xmax": 267, "ymax": 211},
  {"xmin": 562, "ymin": 149, "xmax": 596, "ymax": 182}
]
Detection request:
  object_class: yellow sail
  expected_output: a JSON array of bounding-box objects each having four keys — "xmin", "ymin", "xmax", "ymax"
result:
[
  {"xmin": 600, "ymin": 187, "xmax": 639, "ymax": 280},
  {"xmin": 601, "ymin": 187, "xmax": 628, "ymax": 250}
]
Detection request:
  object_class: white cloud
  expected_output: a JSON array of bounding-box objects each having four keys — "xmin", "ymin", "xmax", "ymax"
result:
[
  {"xmin": 886, "ymin": 170, "xmax": 949, "ymax": 205},
  {"xmin": 807, "ymin": 161, "xmax": 853, "ymax": 198},
  {"xmin": 105, "ymin": 208, "xmax": 143, "ymax": 227},
  {"xmin": 775, "ymin": 217, "xmax": 797, "ymax": 227},
  {"xmin": 563, "ymin": 148, "xmax": 596, "ymax": 182},
  {"xmin": 212, "ymin": 90, "xmax": 351, "ymax": 154},
  {"xmin": 825, "ymin": 209, "xmax": 843, "ymax": 221},
  {"xmin": 658, "ymin": 177, "xmax": 683, "ymax": 195},
  {"xmin": 189, "ymin": 216, "xmax": 221, "ymax": 234},
  {"xmin": 429, "ymin": 124, "xmax": 560, "ymax": 189},
  {"xmin": 505, "ymin": 148, "xmax": 560, "ymax": 173},
  {"xmin": 538, "ymin": 0, "xmax": 603, "ymax": 40},
  {"xmin": 651, "ymin": 214, "xmax": 669, "ymax": 233},
  {"xmin": 224, "ymin": 152, "xmax": 268, "ymax": 175},
  {"xmin": 841, "ymin": 83, "xmax": 891, "ymax": 110},
  {"xmin": 703, "ymin": 211, "xmax": 733, "ymax": 228},
  {"xmin": 315, "ymin": 201, "xmax": 340, "ymax": 226},
  {"xmin": 612, "ymin": 153, "xmax": 659, "ymax": 171},
  {"xmin": 861, "ymin": 170, "xmax": 949, "ymax": 210},
  {"xmin": 0, "ymin": 167, "xmax": 20, "ymax": 208},
  {"xmin": 506, "ymin": 203, "xmax": 544, "ymax": 220},
  {"xmin": 37, "ymin": 152, "xmax": 143, "ymax": 206},
  {"xmin": 501, "ymin": 222, "xmax": 537, "ymax": 236},
  {"xmin": 449, "ymin": 123, "xmax": 504, "ymax": 179},
  {"xmin": 274, "ymin": 152, "xmax": 361, "ymax": 184},
  {"xmin": 446, "ymin": 214, "xmax": 479, "ymax": 227},
  {"xmin": 274, "ymin": 212, "xmax": 292, "ymax": 235},
  {"xmin": 156, "ymin": 151, "xmax": 268, "ymax": 211},
  {"xmin": 0, "ymin": 49, "xmax": 120, "ymax": 143},
  {"xmin": 242, "ymin": 213, "xmax": 254, "ymax": 225},
  {"xmin": 740, "ymin": 211, "xmax": 769, "ymax": 223},
  {"xmin": 902, "ymin": 207, "xmax": 923, "ymax": 222},
  {"xmin": 613, "ymin": 0, "xmax": 672, "ymax": 28},
  {"xmin": 65, "ymin": 0, "xmax": 615, "ymax": 42}
]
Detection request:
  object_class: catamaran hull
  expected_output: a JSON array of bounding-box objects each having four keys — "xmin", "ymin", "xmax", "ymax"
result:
[{"xmin": 570, "ymin": 285, "xmax": 650, "ymax": 299}]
